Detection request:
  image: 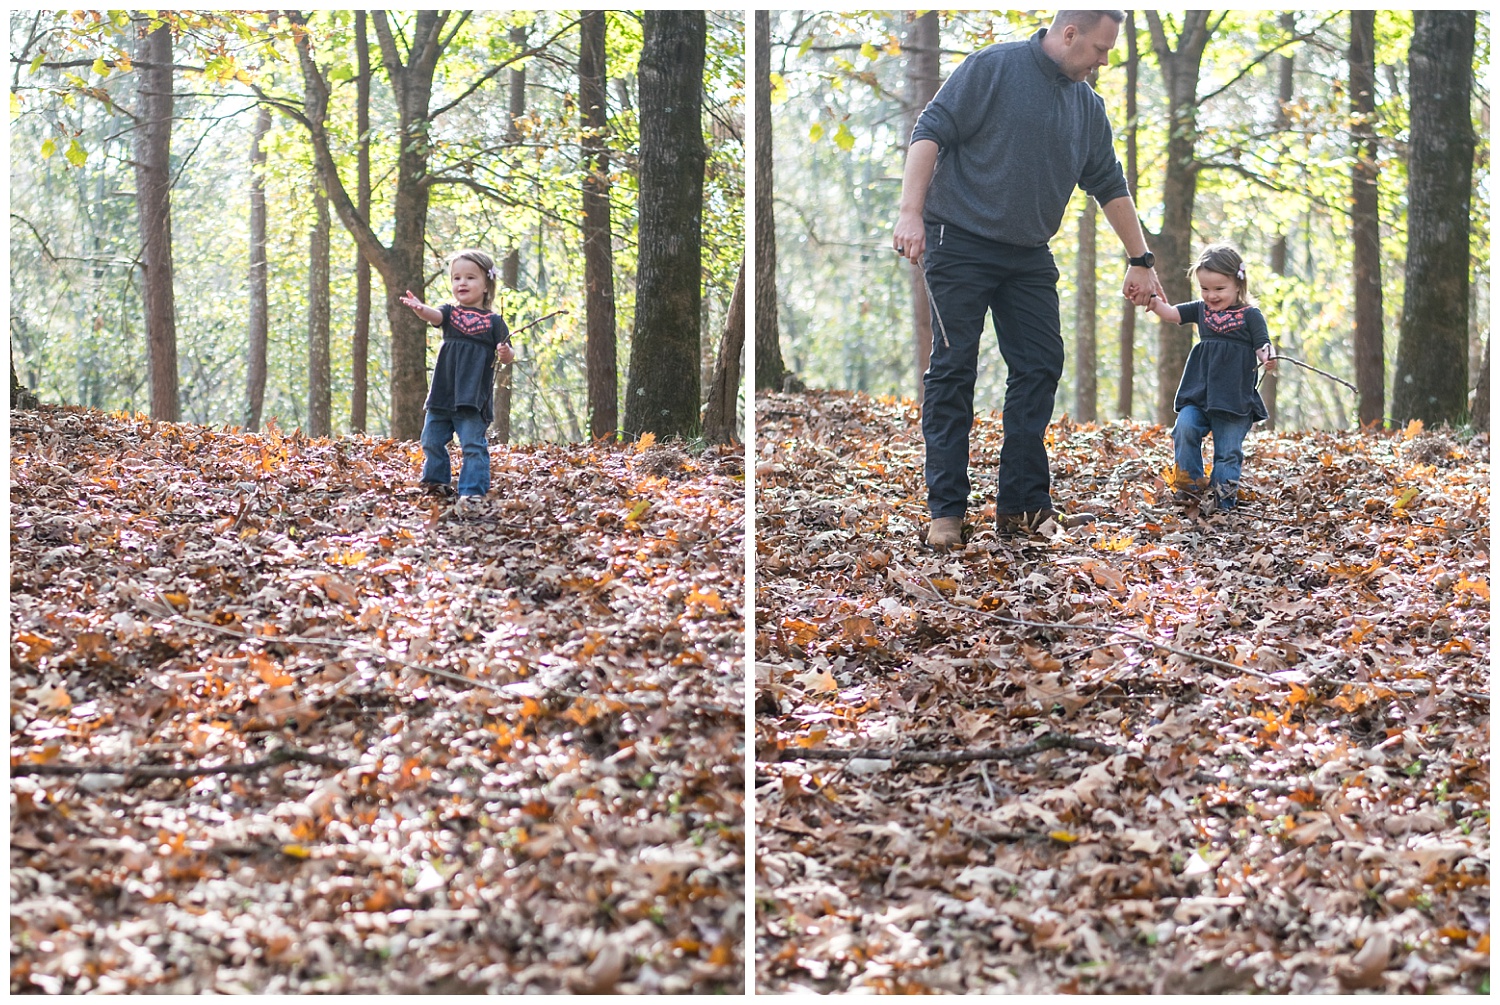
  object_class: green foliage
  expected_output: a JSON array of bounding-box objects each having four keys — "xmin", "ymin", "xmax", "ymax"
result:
[
  {"xmin": 769, "ymin": 10, "xmax": 1490, "ymax": 429},
  {"xmin": 10, "ymin": 9, "xmax": 745, "ymax": 442}
]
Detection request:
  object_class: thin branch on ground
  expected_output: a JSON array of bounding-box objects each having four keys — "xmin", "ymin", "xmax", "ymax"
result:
[
  {"xmin": 791, "ymin": 731, "xmax": 1125, "ymax": 765},
  {"xmin": 12, "ymin": 747, "xmax": 347, "ymax": 780}
]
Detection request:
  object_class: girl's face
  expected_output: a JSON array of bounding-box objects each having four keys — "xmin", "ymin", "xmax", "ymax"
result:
[
  {"xmin": 450, "ymin": 258, "xmax": 489, "ymax": 308},
  {"xmin": 1196, "ymin": 268, "xmax": 1241, "ymax": 311}
]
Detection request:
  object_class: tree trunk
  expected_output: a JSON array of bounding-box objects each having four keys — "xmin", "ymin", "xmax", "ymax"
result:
[
  {"xmin": 350, "ymin": 10, "xmax": 371, "ymax": 434},
  {"xmin": 1116, "ymin": 12, "xmax": 1138, "ymax": 420},
  {"xmin": 1075, "ymin": 198, "xmax": 1097, "ymax": 422},
  {"xmin": 1472, "ymin": 339, "xmax": 1489, "ymax": 431},
  {"xmin": 246, "ymin": 105, "xmax": 270, "ymax": 431},
  {"xmin": 1146, "ymin": 12, "xmax": 1212, "ymax": 426},
  {"xmin": 134, "ymin": 19, "xmax": 179, "ymax": 422},
  {"xmin": 290, "ymin": 10, "xmax": 449, "ymax": 442},
  {"xmin": 12, "ymin": 352, "xmax": 39, "ymax": 410},
  {"xmin": 623, "ymin": 12, "xmax": 706, "ymax": 440},
  {"xmin": 753, "ymin": 10, "xmax": 786, "ymax": 393},
  {"xmin": 307, "ymin": 184, "xmax": 332, "ymax": 437},
  {"xmin": 493, "ymin": 24, "xmax": 527, "ymax": 443},
  {"xmin": 703, "ymin": 260, "xmax": 746, "ymax": 444},
  {"xmin": 580, "ymin": 11, "xmax": 618, "ymax": 441},
  {"xmin": 904, "ymin": 10, "xmax": 940, "ymax": 404},
  {"xmin": 1350, "ymin": 10, "xmax": 1384, "ymax": 428},
  {"xmin": 1392, "ymin": 11, "xmax": 1474, "ymax": 426},
  {"xmin": 1263, "ymin": 12, "xmax": 1296, "ymax": 430}
]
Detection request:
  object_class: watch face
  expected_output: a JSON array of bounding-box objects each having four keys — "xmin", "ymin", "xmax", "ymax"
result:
[{"xmin": 1133, "ymin": 253, "xmax": 1154, "ymax": 268}]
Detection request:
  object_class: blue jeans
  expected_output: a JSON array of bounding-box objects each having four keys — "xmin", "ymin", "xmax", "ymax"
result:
[
  {"xmin": 1172, "ymin": 404, "xmax": 1251, "ymax": 498},
  {"xmin": 921, "ymin": 225, "xmax": 1063, "ymax": 518},
  {"xmin": 420, "ymin": 408, "xmax": 490, "ymax": 496}
]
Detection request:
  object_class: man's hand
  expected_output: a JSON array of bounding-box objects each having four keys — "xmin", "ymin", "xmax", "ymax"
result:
[
  {"xmin": 1122, "ymin": 265, "xmax": 1163, "ymax": 306},
  {"xmin": 893, "ymin": 209, "xmax": 926, "ymax": 264}
]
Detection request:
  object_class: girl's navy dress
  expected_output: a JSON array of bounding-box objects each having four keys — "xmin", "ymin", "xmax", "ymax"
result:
[
  {"xmin": 1171, "ymin": 302, "xmax": 1269, "ymax": 420},
  {"xmin": 425, "ymin": 304, "xmax": 510, "ymax": 423}
]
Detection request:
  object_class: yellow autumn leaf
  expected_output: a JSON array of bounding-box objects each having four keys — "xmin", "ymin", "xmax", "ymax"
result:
[
  {"xmin": 626, "ymin": 499, "xmax": 652, "ymax": 522},
  {"xmin": 1049, "ymin": 830, "xmax": 1079, "ymax": 843},
  {"xmin": 280, "ymin": 844, "xmax": 312, "ymax": 859},
  {"xmin": 1393, "ymin": 486, "xmax": 1420, "ymax": 508}
]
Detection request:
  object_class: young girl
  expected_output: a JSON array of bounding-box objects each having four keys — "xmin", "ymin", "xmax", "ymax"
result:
[
  {"xmin": 1146, "ymin": 243, "xmax": 1277, "ymax": 513},
  {"xmin": 400, "ymin": 249, "xmax": 515, "ymax": 500}
]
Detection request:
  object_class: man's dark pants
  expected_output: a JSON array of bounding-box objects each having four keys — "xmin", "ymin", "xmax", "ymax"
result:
[{"xmin": 921, "ymin": 223, "xmax": 1063, "ymax": 520}]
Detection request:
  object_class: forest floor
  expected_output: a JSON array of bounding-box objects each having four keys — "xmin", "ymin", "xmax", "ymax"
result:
[
  {"xmin": 754, "ymin": 389, "xmax": 1488, "ymax": 994},
  {"xmin": 10, "ymin": 405, "xmax": 744, "ymax": 994}
]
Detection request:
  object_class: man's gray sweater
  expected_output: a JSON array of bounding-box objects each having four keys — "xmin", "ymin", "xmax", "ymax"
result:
[{"xmin": 911, "ymin": 29, "xmax": 1130, "ymax": 248}]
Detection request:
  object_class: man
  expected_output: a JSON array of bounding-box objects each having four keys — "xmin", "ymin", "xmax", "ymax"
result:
[{"xmin": 892, "ymin": 10, "xmax": 1163, "ymax": 550}]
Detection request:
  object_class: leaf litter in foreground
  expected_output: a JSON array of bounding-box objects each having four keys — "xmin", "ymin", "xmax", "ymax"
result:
[
  {"xmin": 11, "ymin": 405, "xmax": 745, "ymax": 994},
  {"xmin": 755, "ymin": 390, "xmax": 1487, "ymax": 995}
]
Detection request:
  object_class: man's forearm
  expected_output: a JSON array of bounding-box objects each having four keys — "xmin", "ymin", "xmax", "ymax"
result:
[
  {"xmin": 1099, "ymin": 195, "xmax": 1150, "ymax": 259},
  {"xmin": 898, "ymin": 139, "xmax": 940, "ymax": 217}
]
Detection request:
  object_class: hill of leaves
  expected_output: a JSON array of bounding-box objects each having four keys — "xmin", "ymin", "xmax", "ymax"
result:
[
  {"xmin": 754, "ymin": 390, "xmax": 1488, "ymax": 994},
  {"xmin": 10, "ymin": 406, "xmax": 744, "ymax": 994}
]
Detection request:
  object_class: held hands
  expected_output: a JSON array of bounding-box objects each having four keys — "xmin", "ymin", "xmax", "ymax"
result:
[
  {"xmin": 1256, "ymin": 344, "xmax": 1277, "ymax": 372},
  {"xmin": 1122, "ymin": 266, "xmax": 1164, "ymax": 307}
]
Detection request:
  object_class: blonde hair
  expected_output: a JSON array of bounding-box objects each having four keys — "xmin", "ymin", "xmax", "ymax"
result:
[
  {"xmin": 1190, "ymin": 243, "xmax": 1253, "ymax": 306},
  {"xmin": 450, "ymin": 248, "xmax": 499, "ymax": 310}
]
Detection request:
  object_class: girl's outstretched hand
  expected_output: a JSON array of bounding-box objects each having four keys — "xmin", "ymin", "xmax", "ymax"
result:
[
  {"xmin": 1257, "ymin": 344, "xmax": 1278, "ymax": 372},
  {"xmin": 400, "ymin": 290, "xmax": 425, "ymax": 313}
]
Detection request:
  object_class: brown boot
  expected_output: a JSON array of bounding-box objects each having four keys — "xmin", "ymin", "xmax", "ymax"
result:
[{"xmin": 927, "ymin": 516, "xmax": 964, "ymax": 551}]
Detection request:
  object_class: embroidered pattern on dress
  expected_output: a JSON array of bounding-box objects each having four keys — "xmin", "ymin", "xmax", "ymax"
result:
[
  {"xmin": 1202, "ymin": 305, "xmax": 1248, "ymax": 335},
  {"xmin": 449, "ymin": 306, "xmax": 493, "ymax": 338}
]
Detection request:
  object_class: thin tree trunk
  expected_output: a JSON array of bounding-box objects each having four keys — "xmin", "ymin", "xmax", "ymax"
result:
[
  {"xmin": 1075, "ymin": 198, "xmax": 1097, "ymax": 422},
  {"xmin": 623, "ymin": 11, "xmax": 706, "ymax": 439},
  {"xmin": 1472, "ymin": 339, "xmax": 1488, "ymax": 431},
  {"xmin": 246, "ymin": 105, "xmax": 270, "ymax": 431},
  {"xmin": 307, "ymin": 184, "xmax": 332, "ymax": 437},
  {"xmin": 134, "ymin": 19, "xmax": 179, "ymax": 422},
  {"xmin": 1116, "ymin": 12, "xmax": 1138, "ymax": 420},
  {"xmin": 1392, "ymin": 11, "xmax": 1475, "ymax": 426},
  {"xmin": 1263, "ymin": 13, "xmax": 1297, "ymax": 430},
  {"xmin": 1147, "ymin": 12, "xmax": 1212, "ymax": 426},
  {"xmin": 703, "ymin": 260, "xmax": 746, "ymax": 444},
  {"xmin": 754, "ymin": 10, "xmax": 786, "ymax": 392},
  {"xmin": 494, "ymin": 24, "xmax": 527, "ymax": 444},
  {"xmin": 904, "ymin": 10, "xmax": 939, "ymax": 404},
  {"xmin": 350, "ymin": 10, "xmax": 371, "ymax": 434},
  {"xmin": 1350, "ymin": 9, "xmax": 1384, "ymax": 428},
  {"xmin": 580, "ymin": 11, "xmax": 618, "ymax": 441}
]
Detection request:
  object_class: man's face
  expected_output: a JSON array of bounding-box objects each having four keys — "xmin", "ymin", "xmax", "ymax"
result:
[{"xmin": 1057, "ymin": 19, "xmax": 1119, "ymax": 82}]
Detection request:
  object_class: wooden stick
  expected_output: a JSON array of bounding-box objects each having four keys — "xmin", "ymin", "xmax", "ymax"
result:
[
  {"xmin": 12, "ymin": 747, "xmax": 347, "ymax": 780},
  {"xmin": 507, "ymin": 309, "xmax": 569, "ymax": 341},
  {"xmin": 791, "ymin": 731, "xmax": 1123, "ymax": 765}
]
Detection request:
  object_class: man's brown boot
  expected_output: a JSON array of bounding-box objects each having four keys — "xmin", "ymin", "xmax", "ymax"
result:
[{"xmin": 927, "ymin": 516, "xmax": 964, "ymax": 551}]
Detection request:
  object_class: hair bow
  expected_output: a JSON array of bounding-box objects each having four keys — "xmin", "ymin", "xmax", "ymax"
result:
[
  {"xmin": 1236, "ymin": 265, "xmax": 1246, "ymax": 280},
  {"xmin": 487, "ymin": 266, "xmax": 500, "ymax": 281}
]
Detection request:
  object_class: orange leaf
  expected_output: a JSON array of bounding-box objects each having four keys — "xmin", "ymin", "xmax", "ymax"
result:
[{"xmin": 1453, "ymin": 575, "xmax": 1489, "ymax": 601}]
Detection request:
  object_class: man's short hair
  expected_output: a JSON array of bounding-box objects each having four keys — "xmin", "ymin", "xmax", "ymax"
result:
[{"xmin": 1051, "ymin": 10, "xmax": 1127, "ymax": 33}]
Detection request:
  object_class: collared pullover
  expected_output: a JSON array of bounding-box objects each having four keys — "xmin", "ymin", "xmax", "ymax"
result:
[{"xmin": 911, "ymin": 29, "xmax": 1131, "ymax": 247}]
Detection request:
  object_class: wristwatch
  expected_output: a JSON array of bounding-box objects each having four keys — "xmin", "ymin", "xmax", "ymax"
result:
[{"xmin": 1128, "ymin": 251, "xmax": 1155, "ymax": 269}]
